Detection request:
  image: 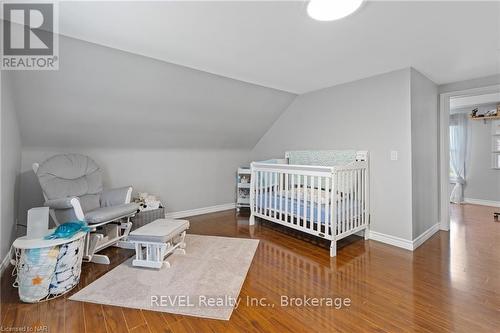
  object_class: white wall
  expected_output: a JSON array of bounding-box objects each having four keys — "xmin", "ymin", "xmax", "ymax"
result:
[
  {"xmin": 251, "ymin": 68, "xmax": 415, "ymax": 240},
  {"xmin": 18, "ymin": 147, "xmax": 250, "ymax": 227},
  {"xmin": 410, "ymin": 69, "xmax": 439, "ymax": 238},
  {"xmin": 1, "ymin": 72, "xmax": 22, "ymax": 260}
]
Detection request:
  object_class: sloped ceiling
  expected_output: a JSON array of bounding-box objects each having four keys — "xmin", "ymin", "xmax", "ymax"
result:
[
  {"xmin": 8, "ymin": 1, "xmax": 499, "ymax": 150},
  {"xmin": 57, "ymin": 1, "xmax": 500, "ymax": 93},
  {"xmin": 9, "ymin": 36, "xmax": 295, "ymax": 149}
]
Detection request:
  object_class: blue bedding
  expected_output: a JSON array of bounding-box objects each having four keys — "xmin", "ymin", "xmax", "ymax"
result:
[{"xmin": 255, "ymin": 192, "xmax": 360, "ymax": 225}]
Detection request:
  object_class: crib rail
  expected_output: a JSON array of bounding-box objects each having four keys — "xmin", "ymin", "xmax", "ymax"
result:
[
  {"xmin": 334, "ymin": 163, "xmax": 369, "ymax": 238},
  {"xmin": 249, "ymin": 161, "xmax": 369, "ymax": 246},
  {"xmin": 251, "ymin": 163, "xmax": 334, "ymax": 239}
]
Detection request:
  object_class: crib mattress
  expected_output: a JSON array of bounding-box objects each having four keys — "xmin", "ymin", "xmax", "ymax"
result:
[{"xmin": 255, "ymin": 192, "xmax": 361, "ymax": 225}]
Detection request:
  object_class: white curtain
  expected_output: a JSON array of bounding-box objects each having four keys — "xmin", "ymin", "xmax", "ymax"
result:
[{"xmin": 449, "ymin": 113, "xmax": 467, "ymax": 203}]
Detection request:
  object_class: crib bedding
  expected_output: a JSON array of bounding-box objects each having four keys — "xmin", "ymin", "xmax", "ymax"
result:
[{"xmin": 255, "ymin": 192, "xmax": 361, "ymax": 225}]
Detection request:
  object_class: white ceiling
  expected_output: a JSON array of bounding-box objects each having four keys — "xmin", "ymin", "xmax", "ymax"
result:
[{"xmin": 58, "ymin": 1, "xmax": 500, "ymax": 93}]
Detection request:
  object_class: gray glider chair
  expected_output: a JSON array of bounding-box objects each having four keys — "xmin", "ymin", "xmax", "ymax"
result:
[{"xmin": 33, "ymin": 153, "xmax": 139, "ymax": 264}]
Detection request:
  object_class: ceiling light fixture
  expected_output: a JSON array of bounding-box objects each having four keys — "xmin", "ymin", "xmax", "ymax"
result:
[{"xmin": 307, "ymin": 0, "xmax": 364, "ymax": 21}]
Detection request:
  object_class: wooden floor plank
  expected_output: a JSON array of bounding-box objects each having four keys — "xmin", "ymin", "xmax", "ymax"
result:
[
  {"xmin": 122, "ymin": 307, "xmax": 147, "ymax": 331},
  {"xmin": 1, "ymin": 204, "xmax": 499, "ymax": 332},
  {"xmin": 141, "ymin": 310, "xmax": 172, "ymax": 333},
  {"xmin": 65, "ymin": 299, "xmax": 86, "ymax": 333},
  {"xmin": 83, "ymin": 302, "xmax": 107, "ymax": 333},
  {"xmin": 102, "ymin": 304, "xmax": 129, "ymax": 333}
]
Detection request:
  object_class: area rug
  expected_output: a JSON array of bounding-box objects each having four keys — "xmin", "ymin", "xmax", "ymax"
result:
[{"xmin": 70, "ymin": 234, "xmax": 259, "ymax": 320}]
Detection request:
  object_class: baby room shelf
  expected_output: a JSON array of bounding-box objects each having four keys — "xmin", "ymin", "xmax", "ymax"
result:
[
  {"xmin": 236, "ymin": 168, "xmax": 251, "ymax": 211},
  {"xmin": 470, "ymin": 115, "xmax": 500, "ymax": 120}
]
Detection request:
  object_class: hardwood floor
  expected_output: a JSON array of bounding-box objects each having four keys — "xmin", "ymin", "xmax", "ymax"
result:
[{"xmin": 1, "ymin": 204, "xmax": 499, "ymax": 332}]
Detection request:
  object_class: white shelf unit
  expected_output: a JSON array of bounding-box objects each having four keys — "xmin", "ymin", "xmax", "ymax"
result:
[
  {"xmin": 236, "ymin": 168, "xmax": 251, "ymax": 211},
  {"xmin": 492, "ymin": 120, "xmax": 500, "ymax": 169}
]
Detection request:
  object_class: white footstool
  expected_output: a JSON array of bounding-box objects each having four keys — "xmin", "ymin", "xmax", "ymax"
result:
[{"xmin": 128, "ymin": 219, "xmax": 189, "ymax": 269}]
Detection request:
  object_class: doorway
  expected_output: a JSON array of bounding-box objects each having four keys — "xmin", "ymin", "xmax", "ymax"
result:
[{"xmin": 439, "ymin": 84, "xmax": 500, "ymax": 230}]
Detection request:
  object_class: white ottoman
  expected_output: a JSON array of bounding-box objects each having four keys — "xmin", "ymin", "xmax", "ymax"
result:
[{"xmin": 128, "ymin": 219, "xmax": 189, "ymax": 269}]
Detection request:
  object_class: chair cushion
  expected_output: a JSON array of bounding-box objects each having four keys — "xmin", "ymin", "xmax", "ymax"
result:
[
  {"xmin": 79, "ymin": 194, "xmax": 101, "ymax": 213},
  {"xmin": 37, "ymin": 154, "xmax": 103, "ymax": 200},
  {"xmin": 85, "ymin": 203, "xmax": 139, "ymax": 224},
  {"xmin": 128, "ymin": 219, "xmax": 189, "ymax": 243}
]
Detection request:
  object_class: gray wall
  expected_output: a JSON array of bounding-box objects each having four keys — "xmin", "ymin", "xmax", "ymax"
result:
[
  {"xmin": 251, "ymin": 68, "xmax": 415, "ymax": 240},
  {"xmin": 10, "ymin": 35, "xmax": 294, "ymax": 230},
  {"xmin": 410, "ymin": 69, "xmax": 439, "ymax": 238},
  {"xmin": 18, "ymin": 147, "xmax": 250, "ymax": 227},
  {"xmin": 9, "ymin": 35, "xmax": 296, "ymax": 150},
  {"xmin": 451, "ymin": 105, "xmax": 500, "ymax": 202},
  {"xmin": 1, "ymin": 72, "xmax": 22, "ymax": 260},
  {"xmin": 466, "ymin": 119, "xmax": 500, "ymax": 201}
]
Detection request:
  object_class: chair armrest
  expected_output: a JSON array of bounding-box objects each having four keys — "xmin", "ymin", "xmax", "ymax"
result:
[
  {"xmin": 101, "ymin": 186, "xmax": 133, "ymax": 207},
  {"xmin": 44, "ymin": 197, "xmax": 85, "ymax": 220},
  {"xmin": 44, "ymin": 197, "xmax": 78, "ymax": 210}
]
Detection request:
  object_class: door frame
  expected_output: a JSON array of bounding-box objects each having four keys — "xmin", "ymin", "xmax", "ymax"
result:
[{"xmin": 439, "ymin": 84, "xmax": 500, "ymax": 231}]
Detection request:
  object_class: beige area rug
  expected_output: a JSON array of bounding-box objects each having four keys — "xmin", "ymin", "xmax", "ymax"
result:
[{"xmin": 70, "ymin": 234, "xmax": 259, "ymax": 320}]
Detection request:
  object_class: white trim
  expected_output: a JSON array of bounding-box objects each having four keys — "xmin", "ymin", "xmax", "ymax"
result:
[
  {"xmin": 368, "ymin": 230, "xmax": 413, "ymax": 250},
  {"xmin": 165, "ymin": 203, "xmax": 236, "ymax": 219},
  {"xmin": 463, "ymin": 198, "xmax": 500, "ymax": 208},
  {"xmin": 0, "ymin": 251, "xmax": 12, "ymax": 276},
  {"xmin": 439, "ymin": 84, "xmax": 500, "ymax": 232},
  {"xmin": 369, "ymin": 223, "xmax": 440, "ymax": 251},
  {"xmin": 412, "ymin": 223, "xmax": 440, "ymax": 250}
]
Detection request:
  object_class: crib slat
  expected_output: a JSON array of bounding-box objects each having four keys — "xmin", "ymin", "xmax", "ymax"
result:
[
  {"xmin": 316, "ymin": 176, "xmax": 321, "ymax": 232},
  {"xmin": 266, "ymin": 171, "xmax": 270, "ymax": 215},
  {"xmin": 349, "ymin": 170, "xmax": 354, "ymax": 230},
  {"xmin": 325, "ymin": 176, "xmax": 330, "ymax": 235},
  {"xmin": 355, "ymin": 169, "xmax": 359, "ymax": 228},
  {"xmin": 358, "ymin": 169, "xmax": 361, "ymax": 227},
  {"xmin": 284, "ymin": 173, "xmax": 289, "ymax": 223},
  {"xmin": 291, "ymin": 174, "xmax": 295, "ymax": 226},
  {"xmin": 309, "ymin": 176, "xmax": 314, "ymax": 231},
  {"xmin": 364, "ymin": 168, "xmax": 368, "ymax": 226},
  {"xmin": 346, "ymin": 171, "xmax": 350, "ymax": 231},
  {"xmin": 348, "ymin": 171, "xmax": 352, "ymax": 231},
  {"xmin": 257, "ymin": 171, "xmax": 264, "ymax": 214},
  {"xmin": 273, "ymin": 173, "xmax": 278, "ymax": 219},
  {"xmin": 279, "ymin": 172, "xmax": 283, "ymax": 220},
  {"xmin": 362, "ymin": 169, "xmax": 365, "ymax": 226},
  {"xmin": 303, "ymin": 175, "xmax": 308, "ymax": 228},
  {"xmin": 342, "ymin": 171, "xmax": 346, "ymax": 234}
]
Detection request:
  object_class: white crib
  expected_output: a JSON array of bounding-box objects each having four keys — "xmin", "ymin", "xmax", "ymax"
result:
[{"xmin": 249, "ymin": 151, "xmax": 370, "ymax": 257}]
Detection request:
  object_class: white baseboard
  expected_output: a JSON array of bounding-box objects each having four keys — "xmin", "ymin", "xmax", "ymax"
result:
[
  {"xmin": 368, "ymin": 230, "xmax": 413, "ymax": 250},
  {"xmin": 412, "ymin": 223, "xmax": 440, "ymax": 250},
  {"xmin": 463, "ymin": 198, "xmax": 500, "ymax": 208},
  {"xmin": 165, "ymin": 203, "xmax": 236, "ymax": 219},
  {"xmin": 368, "ymin": 223, "xmax": 440, "ymax": 251}
]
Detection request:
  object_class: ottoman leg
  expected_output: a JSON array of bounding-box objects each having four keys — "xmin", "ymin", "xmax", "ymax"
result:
[{"xmin": 175, "ymin": 231, "xmax": 187, "ymax": 254}]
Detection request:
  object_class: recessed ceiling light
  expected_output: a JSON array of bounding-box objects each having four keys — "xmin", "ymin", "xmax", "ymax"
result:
[{"xmin": 307, "ymin": 0, "xmax": 364, "ymax": 21}]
